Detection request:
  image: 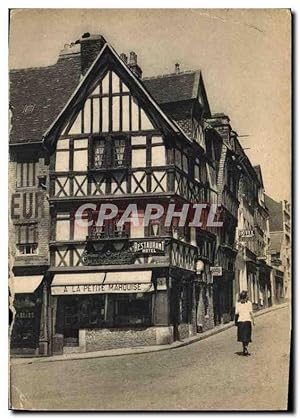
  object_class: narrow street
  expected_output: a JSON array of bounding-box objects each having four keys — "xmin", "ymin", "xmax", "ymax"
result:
[{"xmin": 10, "ymin": 305, "xmax": 290, "ymax": 411}]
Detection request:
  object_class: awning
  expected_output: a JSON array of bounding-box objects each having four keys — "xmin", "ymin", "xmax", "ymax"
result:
[
  {"xmin": 51, "ymin": 273, "xmax": 105, "ymax": 295},
  {"xmin": 105, "ymin": 271, "xmax": 152, "ymax": 284},
  {"xmin": 104, "ymin": 271, "xmax": 153, "ymax": 293},
  {"xmin": 51, "ymin": 271, "xmax": 153, "ymax": 295},
  {"xmin": 11, "ymin": 275, "xmax": 43, "ymax": 294}
]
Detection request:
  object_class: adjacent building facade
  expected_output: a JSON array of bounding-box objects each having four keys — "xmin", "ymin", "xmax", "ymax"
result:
[
  {"xmin": 265, "ymin": 195, "xmax": 291, "ymax": 303},
  {"xmin": 9, "ymin": 33, "xmax": 281, "ymax": 356}
]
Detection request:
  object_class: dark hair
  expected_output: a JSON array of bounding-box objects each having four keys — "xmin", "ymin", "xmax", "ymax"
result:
[{"xmin": 239, "ymin": 291, "xmax": 248, "ymax": 300}]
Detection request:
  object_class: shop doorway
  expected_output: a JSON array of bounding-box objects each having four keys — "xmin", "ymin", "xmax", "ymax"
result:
[{"xmin": 56, "ymin": 295, "xmax": 106, "ymax": 346}]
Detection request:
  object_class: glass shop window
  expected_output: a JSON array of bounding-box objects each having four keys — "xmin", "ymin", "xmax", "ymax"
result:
[
  {"xmin": 15, "ymin": 223, "xmax": 38, "ymax": 256},
  {"xmin": 78, "ymin": 296, "xmax": 106, "ymax": 328},
  {"xmin": 113, "ymin": 294, "xmax": 152, "ymax": 326}
]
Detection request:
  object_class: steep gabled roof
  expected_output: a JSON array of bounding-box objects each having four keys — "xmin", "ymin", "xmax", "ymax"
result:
[
  {"xmin": 9, "ymin": 55, "xmax": 81, "ymax": 144},
  {"xmin": 143, "ymin": 70, "xmax": 211, "ymax": 116},
  {"xmin": 43, "ymin": 43, "xmax": 192, "ymax": 152},
  {"xmin": 10, "ymin": 39, "xmax": 211, "ymax": 148},
  {"xmin": 143, "ymin": 71, "xmax": 198, "ymax": 103}
]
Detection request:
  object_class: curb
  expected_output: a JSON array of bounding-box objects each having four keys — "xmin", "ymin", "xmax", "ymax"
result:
[{"xmin": 11, "ymin": 302, "xmax": 289, "ymax": 366}]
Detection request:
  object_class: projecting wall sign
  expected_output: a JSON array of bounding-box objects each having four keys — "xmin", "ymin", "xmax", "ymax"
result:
[
  {"xmin": 130, "ymin": 240, "xmax": 165, "ymax": 255},
  {"xmin": 210, "ymin": 266, "xmax": 223, "ymax": 276}
]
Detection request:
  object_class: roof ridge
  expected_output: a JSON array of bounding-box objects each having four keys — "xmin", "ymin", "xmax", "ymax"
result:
[
  {"xmin": 142, "ymin": 69, "xmax": 200, "ymax": 80},
  {"xmin": 10, "ymin": 54, "xmax": 81, "ymax": 73},
  {"xmin": 9, "ymin": 63, "xmax": 58, "ymax": 73}
]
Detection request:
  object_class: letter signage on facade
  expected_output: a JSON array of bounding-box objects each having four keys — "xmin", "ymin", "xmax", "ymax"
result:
[
  {"xmin": 131, "ymin": 240, "xmax": 165, "ymax": 255},
  {"xmin": 51, "ymin": 282, "xmax": 154, "ymax": 295},
  {"xmin": 239, "ymin": 229, "xmax": 255, "ymax": 240}
]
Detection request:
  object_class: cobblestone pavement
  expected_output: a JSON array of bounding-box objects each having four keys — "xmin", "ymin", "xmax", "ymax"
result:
[{"xmin": 10, "ymin": 305, "xmax": 290, "ymax": 411}]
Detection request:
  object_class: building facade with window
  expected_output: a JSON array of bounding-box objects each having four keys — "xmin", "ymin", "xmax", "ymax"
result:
[
  {"xmin": 9, "ymin": 143, "xmax": 50, "ymax": 354},
  {"xmin": 234, "ymin": 161, "xmax": 272, "ymax": 312},
  {"xmin": 9, "ymin": 47, "xmax": 82, "ymax": 354},
  {"xmin": 204, "ymin": 115, "xmax": 242, "ymax": 325},
  {"xmin": 38, "ymin": 34, "xmax": 224, "ymax": 354},
  {"xmin": 10, "ymin": 32, "xmax": 273, "ymax": 355},
  {"xmin": 265, "ymin": 195, "xmax": 291, "ymax": 302}
]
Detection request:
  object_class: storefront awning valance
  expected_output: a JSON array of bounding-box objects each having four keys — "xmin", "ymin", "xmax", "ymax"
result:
[
  {"xmin": 11, "ymin": 275, "xmax": 43, "ymax": 294},
  {"xmin": 51, "ymin": 273, "xmax": 105, "ymax": 295},
  {"xmin": 105, "ymin": 271, "xmax": 152, "ymax": 284},
  {"xmin": 51, "ymin": 271, "xmax": 153, "ymax": 295},
  {"xmin": 104, "ymin": 271, "xmax": 154, "ymax": 293}
]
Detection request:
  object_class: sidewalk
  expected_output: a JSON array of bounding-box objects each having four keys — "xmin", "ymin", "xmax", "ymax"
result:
[{"xmin": 11, "ymin": 302, "xmax": 289, "ymax": 366}]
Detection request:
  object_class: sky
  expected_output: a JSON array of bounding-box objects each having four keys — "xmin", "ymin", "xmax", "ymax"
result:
[{"xmin": 9, "ymin": 9, "xmax": 291, "ymax": 201}]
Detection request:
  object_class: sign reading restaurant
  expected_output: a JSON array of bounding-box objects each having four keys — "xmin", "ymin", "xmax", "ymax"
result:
[
  {"xmin": 131, "ymin": 240, "xmax": 165, "ymax": 255},
  {"xmin": 51, "ymin": 282, "xmax": 154, "ymax": 295}
]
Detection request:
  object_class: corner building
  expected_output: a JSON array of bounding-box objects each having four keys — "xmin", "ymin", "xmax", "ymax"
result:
[
  {"xmin": 42, "ymin": 34, "xmax": 222, "ymax": 354},
  {"xmin": 11, "ymin": 32, "xmax": 267, "ymax": 355}
]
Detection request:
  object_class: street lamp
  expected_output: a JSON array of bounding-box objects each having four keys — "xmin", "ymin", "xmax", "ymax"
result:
[{"xmin": 195, "ymin": 259, "xmax": 205, "ymax": 277}]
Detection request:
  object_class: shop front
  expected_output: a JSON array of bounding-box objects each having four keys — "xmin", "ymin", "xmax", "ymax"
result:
[
  {"xmin": 213, "ymin": 270, "xmax": 234, "ymax": 325},
  {"xmin": 273, "ymin": 268, "xmax": 284, "ymax": 304},
  {"xmin": 10, "ymin": 275, "xmax": 44, "ymax": 355},
  {"xmin": 258, "ymin": 262, "xmax": 272, "ymax": 308},
  {"xmin": 246, "ymin": 260, "xmax": 260, "ymax": 310},
  {"xmin": 195, "ymin": 264, "xmax": 214, "ymax": 332},
  {"xmin": 50, "ymin": 270, "xmax": 181, "ymax": 353}
]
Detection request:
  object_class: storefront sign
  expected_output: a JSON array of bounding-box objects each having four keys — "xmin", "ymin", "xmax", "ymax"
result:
[
  {"xmin": 156, "ymin": 277, "xmax": 167, "ymax": 290},
  {"xmin": 239, "ymin": 229, "xmax": 255, "ymax": 239},
  {"xmin": 210, "ymin": 266, "xmax": 222, "ymax": 276},
  {"xmin": 131, "ymin": 240, "xmax": 165, "ymax": 255},
  {"xmin": 51, "ymin": 282, "xmax": 154, "ymax": 295}
]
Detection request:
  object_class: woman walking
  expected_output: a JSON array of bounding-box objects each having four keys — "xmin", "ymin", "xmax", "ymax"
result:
[{"xmin": 235, "ymin": 290, "xmax": 255, "ymax": 356}]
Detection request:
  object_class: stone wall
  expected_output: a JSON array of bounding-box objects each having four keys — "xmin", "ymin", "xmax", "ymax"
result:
[{"xmin": 82, "ymin": 326, "xmax": 174, "ymax": 352}]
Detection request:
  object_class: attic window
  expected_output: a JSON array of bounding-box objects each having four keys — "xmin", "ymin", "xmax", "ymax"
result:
[{"xmin": 23, "ymin": 104, "xmax": 35, "ymax": 114}]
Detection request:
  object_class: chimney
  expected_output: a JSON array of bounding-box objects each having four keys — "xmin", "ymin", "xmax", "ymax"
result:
[
  {"xmin": 120, "ymin": 53, "xmax": 128, "ymax": 64},
  {"xmin": 175, "ymin": 63, "xmax": 180, "ymax": 74},
  {"xmin": 80, "ymin": 33, "xmax": 107, "ymax": 75},
  {"xmin": 128, "ymin": 51, "xmax": 142, "ymax": 78}
]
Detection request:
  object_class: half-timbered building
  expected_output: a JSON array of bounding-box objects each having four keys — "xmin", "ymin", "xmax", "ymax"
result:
[
  {"xmin": 40, "ymin": 34, "xmax": 223, "ymax": 354},
  {"xmin": 204, "ymin": 115, "xmax": 242, "ymax": 324},
  {"xmin": 10, "ymin": 32, "xmax": 273, "ymax": 355}
]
